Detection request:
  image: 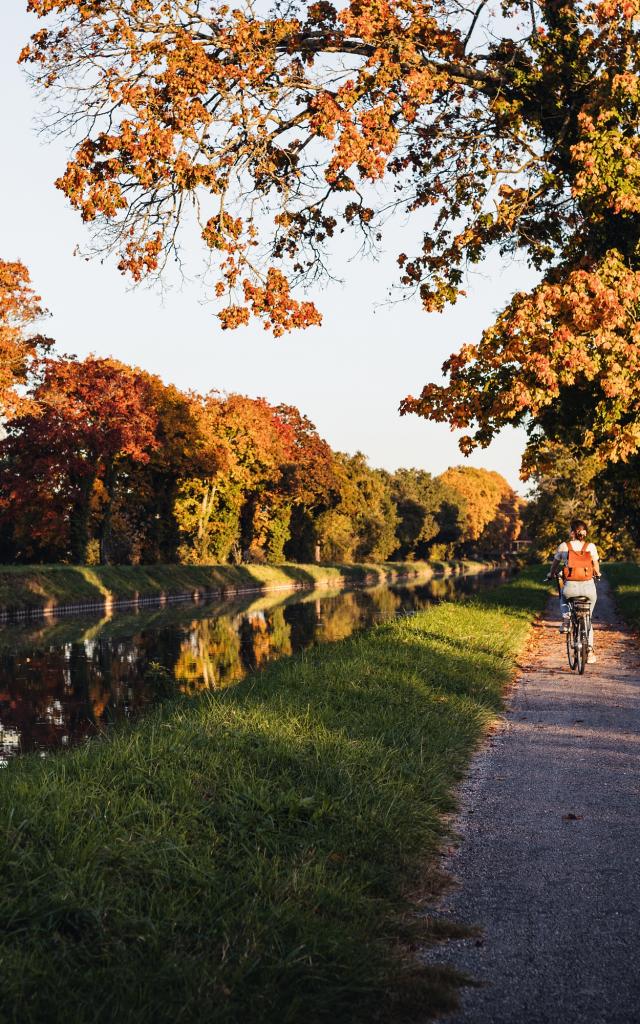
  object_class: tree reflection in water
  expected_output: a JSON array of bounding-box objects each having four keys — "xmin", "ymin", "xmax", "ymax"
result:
[{"xmin": 0, "ymin": 572, "xmax": 507, "ymax": 760}]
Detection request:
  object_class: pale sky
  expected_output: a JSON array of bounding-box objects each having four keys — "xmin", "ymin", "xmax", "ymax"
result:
[{"xmin": 2, "ymin": 6, "xmax": 537, "ymax": 492}]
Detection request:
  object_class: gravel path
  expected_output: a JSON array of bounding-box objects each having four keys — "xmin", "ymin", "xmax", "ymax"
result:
[{"xmin": 422, "ymin": 577, "xmax": 640, "ymax": 1023}]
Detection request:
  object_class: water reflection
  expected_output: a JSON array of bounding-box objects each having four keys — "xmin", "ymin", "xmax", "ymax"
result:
[{"xmin": 0, "ymin": 571, "xmax": 507, "ymax": 760}]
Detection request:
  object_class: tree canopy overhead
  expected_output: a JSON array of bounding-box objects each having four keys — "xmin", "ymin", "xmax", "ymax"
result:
[{"xmin": 21, "ymin": 0, "xmax": 640, "ymax": 470}]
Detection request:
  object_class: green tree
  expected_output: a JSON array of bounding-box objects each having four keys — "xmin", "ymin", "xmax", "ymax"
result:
[
  {"xmin": 523, "ymin": 443, "xmax": 639, "ymax": 560},
  {"xmin": 174, "ymin": 394, "xmax": 288, "ymax": 564},
  {"xmin": 315, "ymin": 453, "xmax": 398, "ymax": 563},
  {"xmin": 389, "ymin": 468, "xmax": 448, "ymax": 559}
]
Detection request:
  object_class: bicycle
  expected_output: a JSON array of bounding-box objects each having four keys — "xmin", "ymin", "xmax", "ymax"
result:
[
  {"xmin": 564, "ymin": 594, "xmax": 592, "ymax": 675},
  {"xmin": 546, "ymin": 571, "xmax": 599, "ymax": 675}
]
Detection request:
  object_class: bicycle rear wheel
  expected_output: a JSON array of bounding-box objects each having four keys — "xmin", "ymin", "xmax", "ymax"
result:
[
  {"xmin": 577, "ymin": 617, "xmax": 588, "ymax": 674},
  {"xmin": 566, "ymin": 622, "xmax": 577, "ymax": 670}
]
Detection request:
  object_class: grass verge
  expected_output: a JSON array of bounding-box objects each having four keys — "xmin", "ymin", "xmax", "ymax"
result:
[
  {"xmin": 0, "ymin": 559, "xmax": 486, "ymax": 618},
  {"xmin": 0, "ymin": 569, "xmax": 547, "ymax": 1024},
  {"xmin": 604, "ymin": 563, "xmax": 640, "ymax": 631}
]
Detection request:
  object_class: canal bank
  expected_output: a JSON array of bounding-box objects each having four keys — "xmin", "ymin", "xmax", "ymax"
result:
[
  {"xmin": 0, "ymin": 570, "xmax": 547, "ymax": 1024},
  {"xmin": 0, "ymin": 559, "xmax": 491, "ymax": 621}
]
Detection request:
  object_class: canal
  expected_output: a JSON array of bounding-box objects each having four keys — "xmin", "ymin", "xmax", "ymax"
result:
[{"xmin": 0, "ymin": 569, "xmax": 509, "ymax": 760}]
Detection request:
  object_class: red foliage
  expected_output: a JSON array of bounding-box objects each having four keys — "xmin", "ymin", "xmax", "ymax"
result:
[{"xmin": 0, "ymin": 357, "xmax": 158, "ymax": 560}]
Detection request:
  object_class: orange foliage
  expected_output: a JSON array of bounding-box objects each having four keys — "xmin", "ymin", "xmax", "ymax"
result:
[
  {"xmin": 439, "ymin": 467, "xmax": 520, "ymax": 544},
  {"xmin": 403, "ymin": 252, "xmax": 640, "ymax": 469},
  {"xmin": 21, "ymin": 0, "xmax": 640, "ymax": 471},
  {"xmin": 0, "ymin": 259, "xmax": 52, "ymax": 421}
]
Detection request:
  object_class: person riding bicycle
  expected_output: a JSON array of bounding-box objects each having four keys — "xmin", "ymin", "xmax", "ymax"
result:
[{"xmin": 546, "ymin": 520, "xmax": 601, "ymax": 664}]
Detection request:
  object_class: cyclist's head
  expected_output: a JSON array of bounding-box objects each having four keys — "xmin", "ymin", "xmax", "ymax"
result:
[{"xmin": 570, "ymin": 518, "xmax": 588, "ymax": 540}]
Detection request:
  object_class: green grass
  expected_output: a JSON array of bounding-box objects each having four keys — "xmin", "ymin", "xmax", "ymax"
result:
[
  {"xmin": 0, "ymin": 560, "xmax": 486, "ymax": 616},
  {"xmin": 604, "ymin": 563, "xmax": 640, "ymax": 631},
  {"xmin": 0, "ymin": 569, "xmax": 547, "ymax": 1024}
]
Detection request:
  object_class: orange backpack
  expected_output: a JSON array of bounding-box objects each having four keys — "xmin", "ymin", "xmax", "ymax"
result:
[{"xmin": 562, "ymin": 542, "xmax": 594, "ymax": 582}]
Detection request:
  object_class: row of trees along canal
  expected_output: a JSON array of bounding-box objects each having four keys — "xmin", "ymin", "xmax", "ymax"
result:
[
  {"xmin": 1, "ymin": 260, "xmax": 523, "ymax": 566},
  {"xmin": 6, "ymin": 1, "xmax": 640, "ymax": 560}
]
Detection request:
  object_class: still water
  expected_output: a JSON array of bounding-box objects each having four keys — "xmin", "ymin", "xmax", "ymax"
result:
[{"xmin": 0, "ymin": 571, "xmax": 508, "ymax": 761}]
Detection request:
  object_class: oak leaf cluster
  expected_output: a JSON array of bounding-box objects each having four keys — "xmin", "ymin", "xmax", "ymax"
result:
[{"xmin": 18, "ymin": 0, "xmax": 640, "ymax": 479}]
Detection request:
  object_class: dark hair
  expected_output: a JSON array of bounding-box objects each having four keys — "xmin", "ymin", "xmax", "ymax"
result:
[{"xmin": 570, "ymin": 519, "xmax": 588, "ymax": 533}]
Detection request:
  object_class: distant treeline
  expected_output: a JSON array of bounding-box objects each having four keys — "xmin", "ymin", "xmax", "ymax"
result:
[{"xmin": 0, "ymin": 355, "xmax": 523, "ymax": 566}]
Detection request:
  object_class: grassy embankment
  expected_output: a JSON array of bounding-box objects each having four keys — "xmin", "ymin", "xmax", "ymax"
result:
[
  {"xmin": 0, "ymin": 559, "xmax": 485, "ymax": 618},
  {"xmin": 0, "ymin": 569, "xmax": 547, "ymax": 1024},
  {"xmin": 605, "ymin": 563, "xmax": 640, "ymax": 631}
]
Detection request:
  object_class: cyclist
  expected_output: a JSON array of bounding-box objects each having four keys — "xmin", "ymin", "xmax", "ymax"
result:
[{"xmin": 546, "ymin": 520, "xmax": 601, "ymax": 664}]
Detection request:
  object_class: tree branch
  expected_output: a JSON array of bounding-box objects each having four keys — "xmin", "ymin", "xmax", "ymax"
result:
[{"xmin": 275, "ymin": 32, "xmax": 504, "ymax": 91}]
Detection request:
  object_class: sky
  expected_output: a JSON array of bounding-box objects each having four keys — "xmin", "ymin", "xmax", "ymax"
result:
[{"xmin": 2, "ymin": 6, "xmax": 537, "ymax": 493}]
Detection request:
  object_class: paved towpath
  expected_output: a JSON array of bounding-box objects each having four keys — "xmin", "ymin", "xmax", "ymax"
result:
[{"xmin": 422, "ymin": 577, "xmax": 640, "ymax": 1023}]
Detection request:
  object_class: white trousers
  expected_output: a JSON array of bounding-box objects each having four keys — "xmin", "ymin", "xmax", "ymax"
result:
[{"xmin": 560, "ymin": 579, "xmax": 597, "ymax": 647}]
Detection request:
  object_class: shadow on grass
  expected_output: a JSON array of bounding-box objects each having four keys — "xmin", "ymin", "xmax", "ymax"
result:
[
  {"xmin": 0, "ymin": 626, "xmax": 501, "ymax": 1024},
  {"xmin": 0, "ymin": 572, "xmax": 547, "ymax": 1024}
]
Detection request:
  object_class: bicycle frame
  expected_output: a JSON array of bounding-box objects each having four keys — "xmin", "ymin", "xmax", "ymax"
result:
[{"xmin": 565, "ymin": 596, "xmax": 591, "ymax": 675}]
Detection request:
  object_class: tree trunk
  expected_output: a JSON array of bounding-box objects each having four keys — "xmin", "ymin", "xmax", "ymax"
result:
[
  {"xmin": 99, "ymin": 462, "xmax": 116, "ymax": 565},
  {"xmin": 196, "ymin": 481, "xmax": 216, "ymax": 563},
  {"xmin": 69, "ymin": 473, "xmax": 94, "ymax": 564}
]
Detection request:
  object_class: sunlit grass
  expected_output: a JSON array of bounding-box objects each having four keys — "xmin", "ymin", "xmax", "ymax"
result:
[
  {"xmin": 0, "ymin": 570, "xmax": 547, "ymax": 1023},
  {"xmin": 605, "ymin": 563, "xmax": 640, "ymax": 631}
]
